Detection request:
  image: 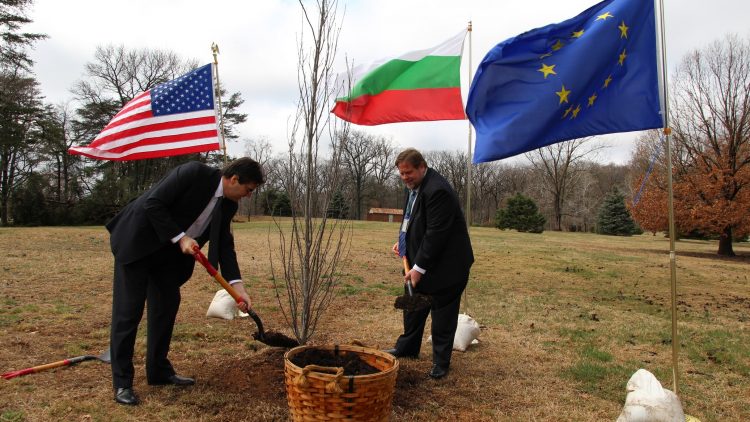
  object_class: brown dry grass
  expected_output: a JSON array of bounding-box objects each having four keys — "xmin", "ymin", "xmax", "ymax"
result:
[{"xmin": 0, "ymin": 220, "xmax": 748, "ymax": 421}]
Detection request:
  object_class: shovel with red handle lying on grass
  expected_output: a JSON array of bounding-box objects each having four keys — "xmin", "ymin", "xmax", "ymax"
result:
[
  {"xmin": 1, "ymin": 349, "xmax": 110, "ymax": 380},
  {"xmin": 192, "ymin": 247, "xmax": 298, "ymax": 348}
]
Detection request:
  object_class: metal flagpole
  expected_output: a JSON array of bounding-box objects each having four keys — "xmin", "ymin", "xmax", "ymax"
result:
[
  {"xmin": 655, "ymin": 0, "xmax": 679, "ymax": 395},
  {"xmin": 211, "ymin": 42, "xmax": 228, "ymax": 165},
  {"xmin": 465, "ymin": 21, "xmax": 473, "ymax": 229},
  {"xmin": 463, "ymin": 21, "xmax": 473, "ymax": 313}
]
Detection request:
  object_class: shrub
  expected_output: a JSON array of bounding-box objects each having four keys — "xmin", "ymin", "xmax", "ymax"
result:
[
  {"xmin": 597, "ymin": 189, "xmax": 637, "ymax": 236},
  {"xmin": 495, "ymin": 193, "xmax": 546, "ymax": 233}
]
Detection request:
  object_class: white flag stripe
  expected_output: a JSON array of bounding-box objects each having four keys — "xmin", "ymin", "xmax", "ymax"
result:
[
  {"xmin": 350, "ymin": 30, "xmax": 467, "ymax": 81},
  {"xmin": 95, "ymin": 109, "xmax": 215, "ymax": 143},
  {"xmin": 94, "ymin": 122, "xmax": 218, "ymax": 151},
  {"xmin": 70, "ymin": 137, "xmax": 220, "ymax": 160}
]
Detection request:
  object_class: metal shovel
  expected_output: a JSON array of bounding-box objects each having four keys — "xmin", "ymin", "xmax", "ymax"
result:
[{"xmin": 2, "ymin": 349, "xmax": 110, "ymax": 380}]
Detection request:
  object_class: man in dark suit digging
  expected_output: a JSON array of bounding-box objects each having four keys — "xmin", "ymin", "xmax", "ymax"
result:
[
  {"xmin": 386, "ymin": 148, "xmax": 474, "ymax": 379},
  {"xmin": 106, "ymin": 158, "xmax": 264, "ymax": 405}
]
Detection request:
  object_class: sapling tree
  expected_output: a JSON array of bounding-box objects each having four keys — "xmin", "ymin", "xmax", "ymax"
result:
[{"xmin": 270, "ymin": 0, "xmax": 351, "ymax": 344}]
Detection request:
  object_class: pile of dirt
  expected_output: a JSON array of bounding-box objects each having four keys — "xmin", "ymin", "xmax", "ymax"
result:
[
  {"xmin": 204, "ymin": 347, "xmax": 287, "ymax": 402},
  {"xmin": 289, "ymin": 349, "xmax": 380, "ymax": 376},
  {"xmin": 253, "ymin": 330, "xmax": 299, "ymax": 348}
]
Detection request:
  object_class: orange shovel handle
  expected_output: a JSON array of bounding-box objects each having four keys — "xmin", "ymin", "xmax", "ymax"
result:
[{"xmin": 193, "ymin": 247, "xmax": 245, "ymax": 307}]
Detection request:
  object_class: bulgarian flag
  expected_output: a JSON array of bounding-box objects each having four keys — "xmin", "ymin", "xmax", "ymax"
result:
[{"xmin": 332, "ymin": 30, "xmax": 467, "ymax": 126}]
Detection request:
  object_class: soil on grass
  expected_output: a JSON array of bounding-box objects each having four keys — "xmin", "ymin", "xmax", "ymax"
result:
[
  {"xmin": 204, "ymin": 347, "xmax": 287, "ymax": 403},
  {"xmin": 289, "ymin": 349, "xmax": 380, "ymax": 376},
  {"xmin": 252, "ymin": 330, "xmax": 300, "ymax": 348}
]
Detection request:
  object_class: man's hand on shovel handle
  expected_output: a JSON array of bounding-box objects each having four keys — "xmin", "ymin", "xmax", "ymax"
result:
[
  {"xmin": 179, "ymin": 236, "xmax": 199, "ymax": 255},
  {"xmin": 404, "ymin": 268, "xmax": 422, "ymax": 288},
  {"xmin": 231, "ymin": 282, "xmax": 252, "ymax": 312}
]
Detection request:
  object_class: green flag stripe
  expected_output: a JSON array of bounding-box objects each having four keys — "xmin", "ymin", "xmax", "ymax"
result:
[{"xmin": 342, "ymin": 55, "xmax": 461, "ymax": 101}]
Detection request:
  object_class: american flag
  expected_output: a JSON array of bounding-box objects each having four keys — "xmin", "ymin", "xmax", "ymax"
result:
[{"xmin": 69, "ymin": 63, "xmax": 222, "ymax": 161}]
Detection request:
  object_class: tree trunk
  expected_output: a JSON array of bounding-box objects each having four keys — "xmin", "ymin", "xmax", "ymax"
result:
[
  {"xmin": 553, "ymin": 195, "xmax": 563, "ymax": 231},
  {"xmin": 717, "ymin": 226, "xmax": 735, "ymax": 256}
]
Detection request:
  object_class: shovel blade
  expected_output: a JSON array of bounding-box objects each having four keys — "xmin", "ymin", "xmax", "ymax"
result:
[{"xmin": 99, "ymin": 348, "xmax": 111, "ymax": 363}]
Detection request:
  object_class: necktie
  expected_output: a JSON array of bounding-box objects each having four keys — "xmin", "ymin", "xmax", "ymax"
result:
[
  {"xmin": 398, "ymin": 190, "xmax": 416, "ymax": 257},
  {"xmin": 207, "ymin": 197, "xmax": 223, "ymax": 266}
]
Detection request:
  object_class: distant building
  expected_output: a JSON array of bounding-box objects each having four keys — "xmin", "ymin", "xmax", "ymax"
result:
[{"xmin": 367, "ymin": 208, "xmax": 403, "ymax": 223}]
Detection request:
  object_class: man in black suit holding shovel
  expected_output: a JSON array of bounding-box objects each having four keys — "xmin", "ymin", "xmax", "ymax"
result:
[
  {"xmin": 386, "ymin": 148, "xmax": 474, "ymax": 379},
  {"xmin": 106, "ymin": 158, "xmax": 264, "ymax": 405}
]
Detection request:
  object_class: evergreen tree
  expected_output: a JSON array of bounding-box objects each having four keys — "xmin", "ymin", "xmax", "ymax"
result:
[
  {"xmin": 495, "ymin": 193, "xmax": 546, "ymax": 233},
  {"xmin": 597, "ymin": 188, "xmax": 636, "ymax": 236},
  {"xmin": 0, "ymin": 0, "xmax": 47, "ymax": 70},
  {"xmin": 272, "ymin": 190, "xmax": 292, "ymax": 217},
  {"xmin": 326, "ymin": 189, "xmax": 349, "ymax": 219},
  {"xmin": 11, "ymin": 172, "xmax": 47, "ymax": 225}
]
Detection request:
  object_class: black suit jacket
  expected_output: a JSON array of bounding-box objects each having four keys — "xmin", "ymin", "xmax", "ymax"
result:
[
  {"xmin": 106, "ymin": 161, "xmax": 241, "ymax": 281},
  {"xmin": 405, "ymin": 168, "xmax": 474, "ymax": 294}
]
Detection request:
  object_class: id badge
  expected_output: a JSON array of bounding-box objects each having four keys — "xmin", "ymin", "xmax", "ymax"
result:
[{"xmin": 401, "ymin": 217, "xmax": 410, "ymax": 232}]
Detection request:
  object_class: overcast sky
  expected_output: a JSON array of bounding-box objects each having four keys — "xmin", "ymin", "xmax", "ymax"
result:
[{"xmin": 27, "ymin": 0, "xmax": 750, "ymax": 164}]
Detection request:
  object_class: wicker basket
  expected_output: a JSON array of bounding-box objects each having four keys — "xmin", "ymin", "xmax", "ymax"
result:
[{"xmin": 284, "ymin": 344, "xmax": 399, "ymax": 421}]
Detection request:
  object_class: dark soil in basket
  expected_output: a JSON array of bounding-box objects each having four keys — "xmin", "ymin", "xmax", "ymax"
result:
[
  {"xmin": 290, "ymin": 349, "xmax": 381, "ymax": 376},
  {"xmin": 253, "ymin": 330, "xmax": 300, "ymax": 348},
  {"xmin": 394, "ymin": 292, "xmax": 432, "ymax": 311}
]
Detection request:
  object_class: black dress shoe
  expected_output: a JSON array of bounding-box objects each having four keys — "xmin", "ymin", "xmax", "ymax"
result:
[
  {"xmin": 383, "ymin": 348, "xmax": 419, "ymax": 359},
  {"xmin": 429, "ymin": 364, "xmax": 449, "ymax": 379},
  {"xmin": 149, "ymin": 374, "xmax": 195, "ymax": 386},
  {"xmin": 114, "ymin": 387, "xmax": 139, "ymax": 405}
]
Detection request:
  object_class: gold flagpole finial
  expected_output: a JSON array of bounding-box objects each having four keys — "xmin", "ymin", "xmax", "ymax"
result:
[
  {"xmin": 468, "ymin": 21, "xmax": 472, "ymax": 32},
  {"xmin": 211, "ymin": 42, "xmax": 220, "ymax": 64}
]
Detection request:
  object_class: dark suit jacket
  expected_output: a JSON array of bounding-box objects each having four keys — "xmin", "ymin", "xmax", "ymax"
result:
[
  {"xmin": 106, "ymin": 161, "xmax": 241, "ymax": 281},
  {"xmin": 405, "ymin": 168, "xmax": 474, "ymax": 294}
]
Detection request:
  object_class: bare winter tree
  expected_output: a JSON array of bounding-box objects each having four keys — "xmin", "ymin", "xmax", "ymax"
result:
[
  {"xmin": 270, "ymin": 0, "xmax": 351, "ymax": 344},
  {"xmin": 242, "ymin": 136, "xmax": 274, "ymax": 216},
  {"xmin": 427, "ymin": 150, "xmax": 467, "ymax": 206},
  {"xmin": 525, "ymin": 138, "xmax": 603, "ymax": 231},
  {"xmin": 340, "ymin": 129, "xmax": 378, "ymax": 219},
  {"xmin": 472, "ymin": 162, "xmax": 501, "ymax": 225},
  {"xmin": 370, "ymin": 136, "xmax": 398, "ymax": 208}
]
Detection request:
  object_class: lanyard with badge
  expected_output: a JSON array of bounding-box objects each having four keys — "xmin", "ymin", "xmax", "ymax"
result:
[{"xmin": 401, "ymin": 190, "xmax": 417, "ymax": 234}]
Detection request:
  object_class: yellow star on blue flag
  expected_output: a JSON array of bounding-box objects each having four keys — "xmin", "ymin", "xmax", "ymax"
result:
[{"xmin": 466, "ymin": 0, "xmax": 663, "ymax": 163}]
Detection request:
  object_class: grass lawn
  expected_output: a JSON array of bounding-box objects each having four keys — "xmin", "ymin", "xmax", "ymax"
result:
[{"xmin": 0, "ymin": 220, "xmax": 748, "ymax": 421}]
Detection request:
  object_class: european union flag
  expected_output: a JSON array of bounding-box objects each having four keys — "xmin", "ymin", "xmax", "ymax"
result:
[{"xmin": 466, "ymin": 0, "xmax": 663, "ymax": 163}]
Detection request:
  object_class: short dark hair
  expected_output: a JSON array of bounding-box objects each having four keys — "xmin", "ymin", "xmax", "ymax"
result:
[
  {"xmin": 223, "ymin": 157, "xmax": 265, "ymax": 185},
  {"xmin": 395, "ymin": 148, "xmax": 427, "ymax": 168}
]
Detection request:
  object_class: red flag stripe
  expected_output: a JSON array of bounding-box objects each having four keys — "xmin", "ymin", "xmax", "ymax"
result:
[{"xmin": 332, "ymin": 87, "xmax": 465, "ymax": 125}]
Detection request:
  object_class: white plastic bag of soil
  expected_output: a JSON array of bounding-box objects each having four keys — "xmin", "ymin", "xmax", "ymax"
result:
[
  {"xmin": 428, "ymin": 313, "xmax": 480, "ymax": 352},
  {"xmin": 206, "ymin": 289, "xmax": 248, "ymax": 320},
  {"xmin": 616, "ymin": 368, "xmax": 686, "ymax": 422}
]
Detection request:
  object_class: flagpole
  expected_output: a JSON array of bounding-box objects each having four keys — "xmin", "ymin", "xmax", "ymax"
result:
[
  {"xmin": 211, "ymin": 42, "xmax": 228, "ymax": 166},
  {"xmin": 465, "ymin": 21, "xmax": 473, "ymax": 229},
  {"xmin": 463, "ymin": 21, "xmax": 473, "ymax": 314},
  {"xmin": 656, "ymin": 0, "xmax": 679, "ymax": 395}
]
